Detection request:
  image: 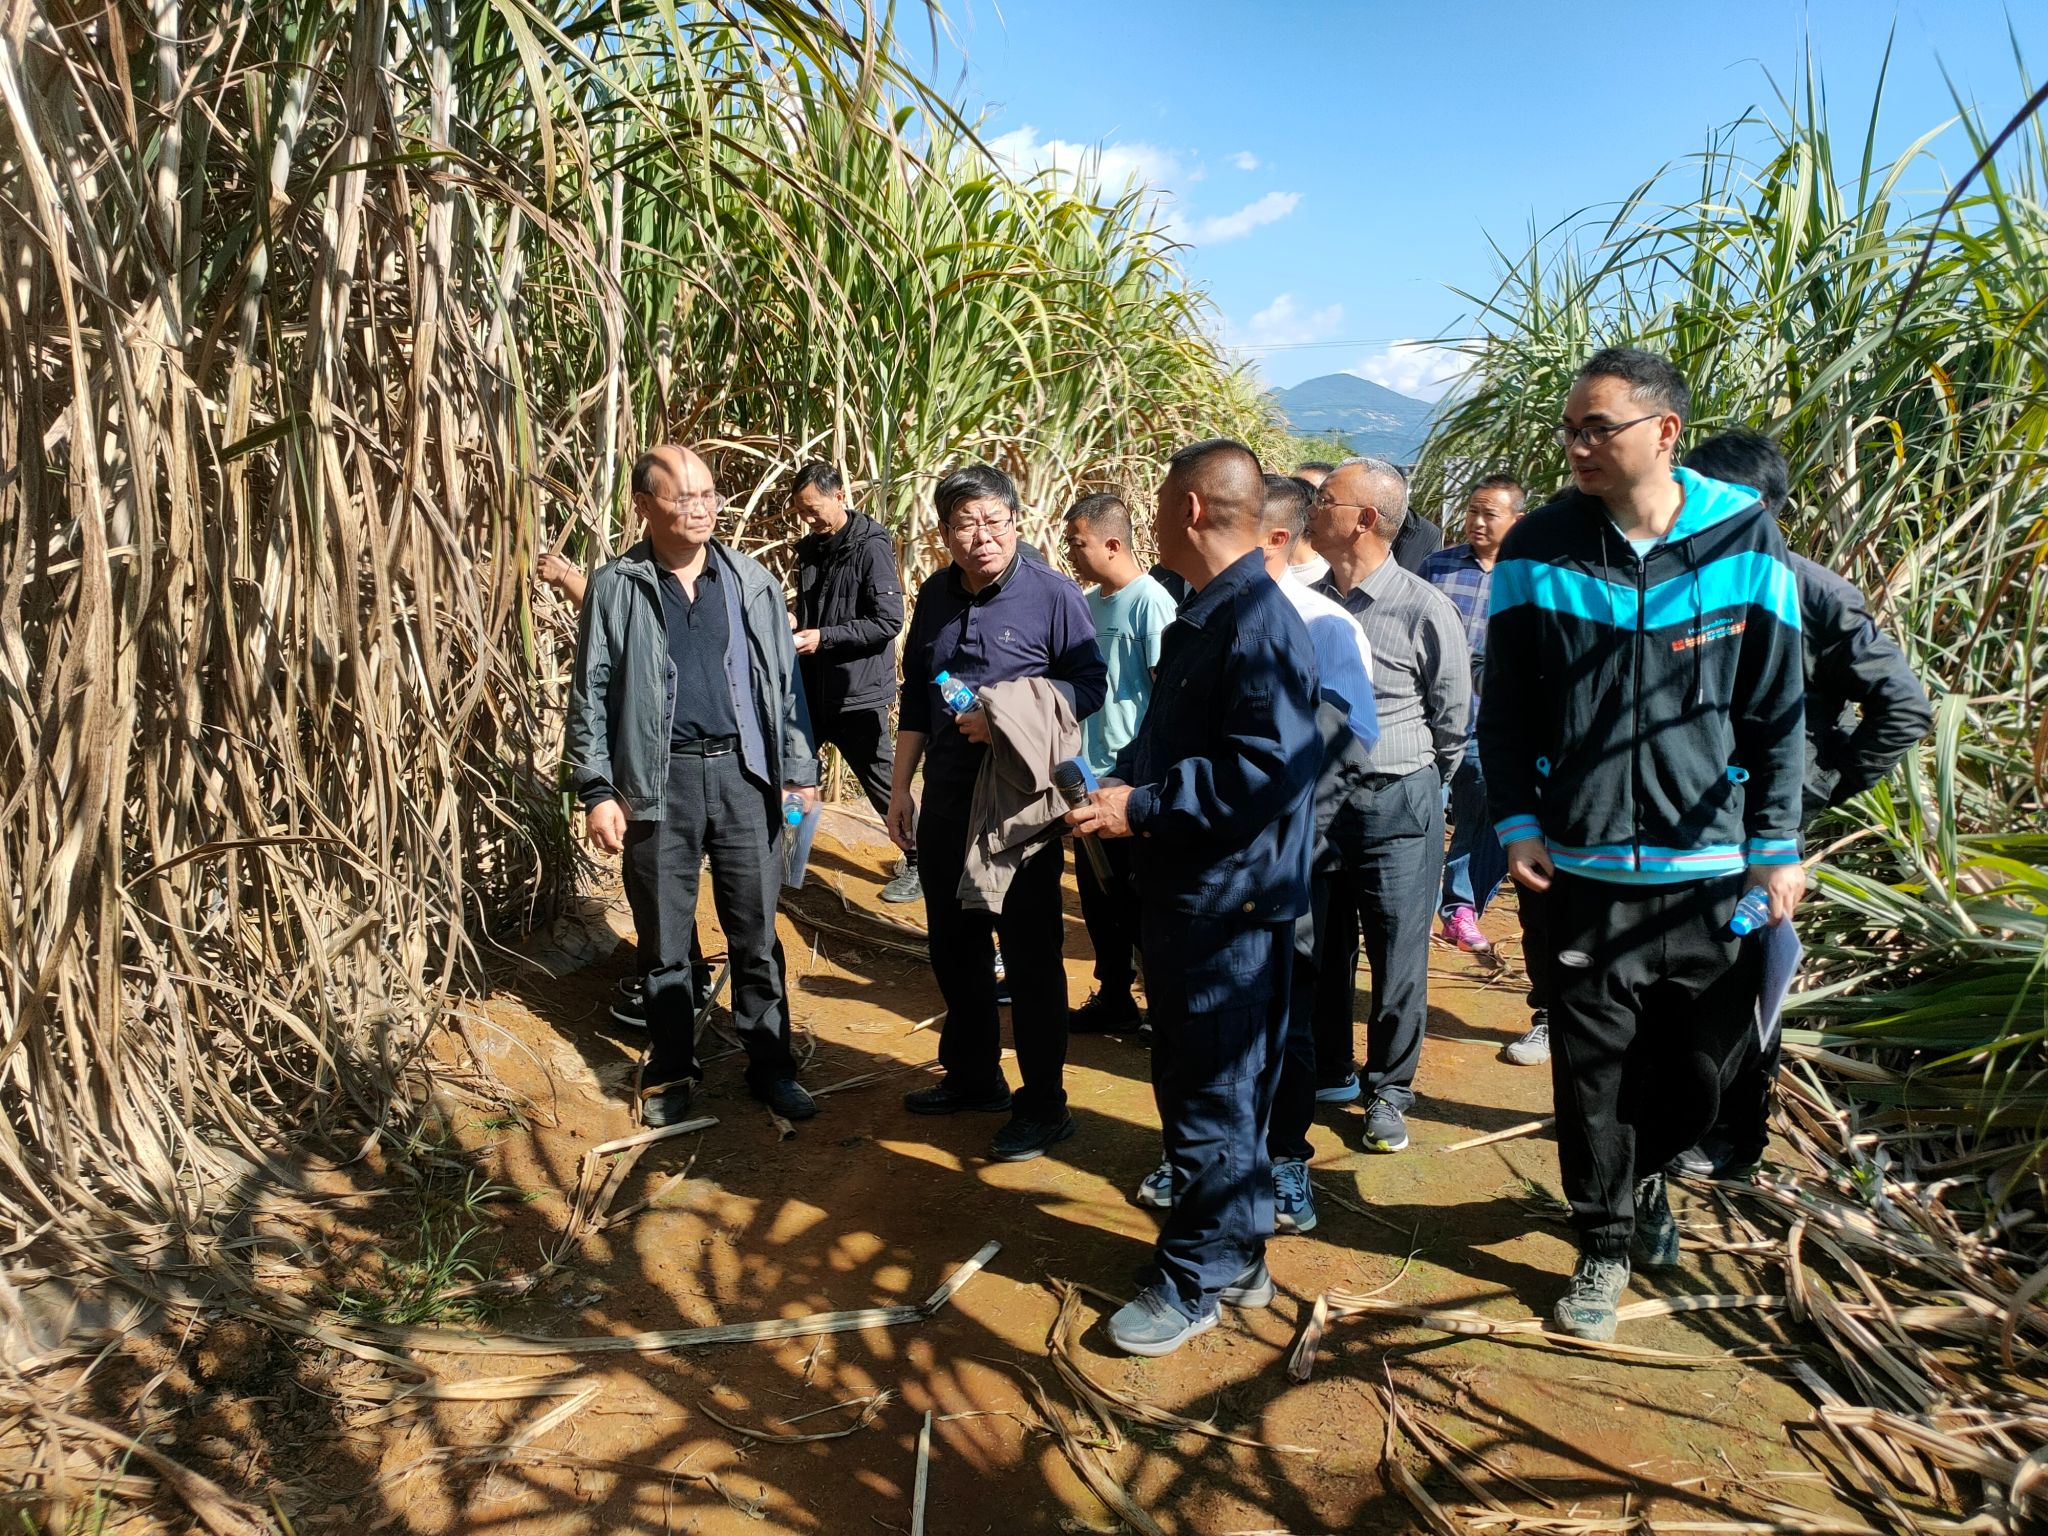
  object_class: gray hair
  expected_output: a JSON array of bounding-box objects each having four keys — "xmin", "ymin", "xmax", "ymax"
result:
[{"xmin": 1337, "ymin": 455, "xmax": 1409, "ymax": 542}]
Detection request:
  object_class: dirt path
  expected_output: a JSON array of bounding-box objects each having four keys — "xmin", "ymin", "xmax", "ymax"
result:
[{"xmin": 320, "ymin": 813, "xmax": 1855, "ymax": 1534}]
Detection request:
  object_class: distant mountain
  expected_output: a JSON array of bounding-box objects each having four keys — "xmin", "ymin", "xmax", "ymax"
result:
[{"xmin": 1270, "ymin": 373, "xmax": 1437, "ymax": 464}]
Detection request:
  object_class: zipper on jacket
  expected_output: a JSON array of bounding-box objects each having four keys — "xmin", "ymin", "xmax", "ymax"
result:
[{"xmin": 1631, "ymin": 546, "xmax": 1648, "ymax": 873}]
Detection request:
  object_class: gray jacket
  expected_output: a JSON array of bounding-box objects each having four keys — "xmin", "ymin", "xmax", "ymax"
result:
[{"xmin": 566, "ymin": 538, "xmax": 819, "ymax": 820}]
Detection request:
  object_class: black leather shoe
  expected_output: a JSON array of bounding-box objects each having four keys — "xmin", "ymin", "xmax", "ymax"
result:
[
  {"xmin": 639, "ymin": 1079, "xmax": 694, "ymax": 1128},
  {"xmin": 1069, "ymin": 991, "xmax": 1142, "ymax": 1033},
  {"xmin": 989, "ymin": 1112, "xmax": 1076, "ymax": 1162},
  {"xmin": 904, "ymin": 1080, "xmax": 1013, "ymax": 1115},
  {"xmin": 761, "ymin": 1077, "xmax": 818, "ymax": 1121}
]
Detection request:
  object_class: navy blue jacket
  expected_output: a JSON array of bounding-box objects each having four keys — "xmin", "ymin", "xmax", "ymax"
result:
[
  {"xmin": 1479, "ymin": 468, "xmax": 1805, "ymax": 884},
  {"xmin": 1115, "ymin": 550, "xmax": 1321, "ymax": 922},
  {"xmin": 900, "ymin": 551, "xmax": 1107, "ymax": 817}
]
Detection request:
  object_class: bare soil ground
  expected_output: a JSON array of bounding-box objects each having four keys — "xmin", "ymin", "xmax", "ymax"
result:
[{"xmin": 43, "ymin": 812, "xmax": 1866, "ymax": 1534}]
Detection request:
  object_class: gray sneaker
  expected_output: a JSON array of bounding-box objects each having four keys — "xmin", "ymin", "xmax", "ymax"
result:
[
  {"xmin": 1217, "ymin": 1256, "xmax": 1274, "ymax": 1308},
  {"xmin": 1107, "ymin": 1285, "xmax": 1216, "ymax": 1357},
  {"xmin": 1632, "ymin": 1173, "xmax": 1681, "ymax": 1270},
  {"xmin": 1551, "ymin": 1253, "xmax": 1631, "ymax": 1341},
  {"xmin": 1361, "ymin": 1095, "xmax": 1409, "ymax": 1153},
  {"xmin": 1504, "ymin": 1012, "xmax": 1551, "ymax": 1065},
  {"xmin": 880, "ymin": 861, "xmax": 922, "ymax": 904}
]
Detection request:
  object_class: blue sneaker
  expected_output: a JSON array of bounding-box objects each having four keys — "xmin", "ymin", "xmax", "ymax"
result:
[
  {"xmin": 1271, "ymin": 1157, "xmax": 1318, "ymax": 1234},
  {"xmin": 1361, "ymin": 1095, "xmax": 1410, "ymax": 1153},
  {"xmin": 1107, "ymin": 1285, "xmax": 1216, "ymax": 1357},
  {"xmin": 1315, "ymin": 1073, "xmax": 1361, "ymax": 1105},
  {"xmin": 1134, "ymin": 1161, "xmax": 1175, "ymax": 1210}
]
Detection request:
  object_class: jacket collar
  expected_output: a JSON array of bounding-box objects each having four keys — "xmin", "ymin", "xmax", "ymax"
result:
[{"xmin": 1176, "ymin": 548, "xmax": 1268, "ymax": 630}]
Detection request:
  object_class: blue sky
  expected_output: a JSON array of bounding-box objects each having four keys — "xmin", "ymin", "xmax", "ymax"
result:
[{"xmin": 919, "ymin": 2, "xmax": 2038, "ymax": 397}]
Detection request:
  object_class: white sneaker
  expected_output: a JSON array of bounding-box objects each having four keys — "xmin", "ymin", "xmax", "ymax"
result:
[
  {"xmin": 1504, "ymin": 1013, "xmax": 1551, "ymax": 1066},
  {"xmin": 1134, "ymin": 1161, "xmax": 1175, "ymax": 1209}
]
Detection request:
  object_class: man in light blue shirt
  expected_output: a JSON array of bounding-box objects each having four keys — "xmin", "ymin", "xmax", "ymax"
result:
[{"xmin": 1062, "ymin": 494, "xmax": 1179, "ymax": 1031}]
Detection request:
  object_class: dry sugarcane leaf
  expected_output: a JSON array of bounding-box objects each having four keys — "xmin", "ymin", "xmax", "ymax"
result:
[{"xmin": 699, "ymin": 1390, "xmax": 891, "ymax": 1444}]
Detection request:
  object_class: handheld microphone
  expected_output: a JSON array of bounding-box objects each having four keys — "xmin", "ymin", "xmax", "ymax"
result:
[{"xmin": 1050, "ymin": 757, "xmax": 1113, "ymax": 883}]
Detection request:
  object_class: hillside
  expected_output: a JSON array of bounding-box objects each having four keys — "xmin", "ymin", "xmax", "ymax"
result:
[{"xmin": 1270, "ymin": 372, "xmax": 1436, "ymax": 462}]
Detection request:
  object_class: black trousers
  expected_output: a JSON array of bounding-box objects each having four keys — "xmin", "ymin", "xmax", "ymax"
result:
[
  {"xmin": 1143, "ymin": 914, "xmax": 1292, "ymax": 1318},
  {"xmin": 918, "ymin": 806, "xmax": 1069, "ymax": 1119},
  {"xmin": 1705, "ymin": 1027, "xmax": 1778, "ymax": 1164},
  {"xmin": 1323, "ymin": 767, "xmax": 1445, "ymax": 1111},
  {"xmin": 815, "ymin": 704, "xmax": 898, "ymax": 821},
  {"xmin": 1546, "ymin": 870, "xmax": 1761, "ymax": 1257},
  {"xmin": 1516, "ymin": 882, "xmax": 1556, "ymax": 1014},
  {"xmin": 1074, "ymin": 835, "xmax": 1139, "ymax": 997},
  {"xmin": 622, "ymin": 748, "xmax": 795, "ymax": 1092}
]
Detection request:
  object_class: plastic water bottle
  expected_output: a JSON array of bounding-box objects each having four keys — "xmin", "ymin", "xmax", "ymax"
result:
[
  {"xmin": 782, "ymin": 793, "xmax": 820, "ymax": 889},
  {"xmin": 935, "ymin": 671, "xmax": 976, "ymax": 714},
  {"xmin": 1728, "ymin": 886, "xmax": 1772, "ymax": 936}
]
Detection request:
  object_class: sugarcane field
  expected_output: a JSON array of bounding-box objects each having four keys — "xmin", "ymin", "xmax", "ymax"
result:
[{"xmin": 2, "ymin": 3, "xmax": 2045, "ymax": 1534}]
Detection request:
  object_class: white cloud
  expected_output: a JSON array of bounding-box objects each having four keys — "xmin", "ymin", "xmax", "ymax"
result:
[
  {"xmin": 1236, "ymin": 293, "xmax": 1346, "ymax": 350},
  {"xmin": 1348, "ymin": 340, "xmax": 1467, "ymax": 402},
  {"xmin": 1189, "ymin": 191, "xmax": 1301, "ymax": 244},
  {"xmin": 983, "ymin": 125, "xmax": 1186, "ymax": 193},
  {"xmin": 1228, "ymin": 150, "xmax": 1260, "ymax": 171}
]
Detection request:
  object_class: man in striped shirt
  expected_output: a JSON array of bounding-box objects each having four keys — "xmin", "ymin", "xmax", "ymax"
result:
[{"xmin": 1308, "ymin": 457, "xmax": 1471, "ymax": 1156}]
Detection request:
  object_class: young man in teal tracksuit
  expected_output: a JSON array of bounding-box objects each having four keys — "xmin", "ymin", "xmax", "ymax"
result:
[{"xmin": 1479, "ymin": 348, "xmax": 1807, "ymax": 1341}]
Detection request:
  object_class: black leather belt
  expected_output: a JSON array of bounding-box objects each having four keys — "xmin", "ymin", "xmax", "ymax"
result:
[{"xmin": 671, "ymin": 735, "xmax": 739, "ymax": 757}]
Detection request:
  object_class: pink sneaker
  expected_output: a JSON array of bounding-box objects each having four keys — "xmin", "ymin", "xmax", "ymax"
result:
[{"xmin": 1443, "ymin": 906, "xmax": 1491, "ymax": 953}]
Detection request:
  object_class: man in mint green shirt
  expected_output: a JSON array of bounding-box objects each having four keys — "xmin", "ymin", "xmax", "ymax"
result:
[{"xmin": 1062, "ymin": 494, "xmax": 1180, "ymax": 1031}]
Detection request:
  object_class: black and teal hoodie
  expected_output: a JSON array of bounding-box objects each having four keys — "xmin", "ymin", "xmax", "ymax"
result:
[{"xmin": 1478, "ymin": 467, "xmax": 1804, "ymax": 884}]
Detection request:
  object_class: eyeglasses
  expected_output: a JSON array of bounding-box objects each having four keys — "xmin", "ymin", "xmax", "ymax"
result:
[
  {"xmin": 946, "ymin": 515, "xmax": 1014, "ymax": 538},
  {"xmin": 648, "ymin": 490, "xmax": 727, "ymax": 513},
  {"xmin": 1311, "ymin": 491, "xmax": 1376, "ymax": 515},
  {"xmin": 1553, "ymin": 413, "xmax": 1661, "ymax": 449}
]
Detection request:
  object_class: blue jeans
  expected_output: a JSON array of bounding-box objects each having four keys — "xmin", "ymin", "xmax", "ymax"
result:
[{"xmin": 1440, "ymin": 755, "xmax": 1508, "ymax": 921}]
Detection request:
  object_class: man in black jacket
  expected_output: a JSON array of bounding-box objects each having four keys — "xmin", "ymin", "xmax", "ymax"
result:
[
  {"xmin": 1675, "ymin": 430, "xmax": 1932, "ymax": 1176},
  {"xmin": 1481, "ymin": 348, "xmax": 1808, "ymax": 1342},
  {"xmin": 789, "ymin": 462, "xmax": 915, "ymax": 900}
]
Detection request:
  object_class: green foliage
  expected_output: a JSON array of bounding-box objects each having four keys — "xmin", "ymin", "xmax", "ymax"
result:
[{"xmin": 1417, "ymin": 51, "xmax": 2047, "ymax": 1179}]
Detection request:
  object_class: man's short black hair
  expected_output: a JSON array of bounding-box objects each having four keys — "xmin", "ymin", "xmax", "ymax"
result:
[
  {"xmin": 1166, "ymin": 438, "xmax": 1265, "ymax": 531},
  {"xmin": 1684, "ymin": 429, "xmax": 1789, "ymax": 514},
  {"xmin": 1260, "ymin": 473, "xmax": 1313, "ymax": 539},
  {"xmin": 1468, "ymin": 472, "xmax": 1527, "ymax": 513},
  {"xmin": 1578, "ymin": 346, "xmax": 1691, "ymax": 427},
  {"xmin": 1066, "ymin": 492, "xmax": 1132, "ymax": 544},
  {"xmin": 1294, "ymin": 460, "xmax": 1337, "ymax": 476},
  {"xmin": 790, "ymin": 460, "xmax": 843, "ymax": 500},
  {"xmin": 630, "ymin": 451, "xmax": 667, "ymax": 496},
  {"xmin": 935, "ymin": 463, "xmax": 1020, "ymax": 525}
]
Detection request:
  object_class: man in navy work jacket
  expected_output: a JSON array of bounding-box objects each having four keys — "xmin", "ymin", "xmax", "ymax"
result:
[
  {"xmin": 888, "ymin": 464, "xmax": 1108, "ymax": 1162},
  {"xmin": 566, "ymin": 446, "xmax": 822, "ymax": 1130},
  {"xmin": 1480, "ymin": 348, "xmax": 1806, "ymax": 1343},
  {"xmin": 1067, "ymin": 439, "xmax": 1321, "ymax": 1357}
]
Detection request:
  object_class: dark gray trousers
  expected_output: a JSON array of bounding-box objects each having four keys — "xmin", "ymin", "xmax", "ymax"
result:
[
  {"xmin": 622, "ymin": 747, "xmax": 794, "ymax": 1092},
  {"xmin": 1324, "ymin": 765, "xmax": 1445, "ymax": 1111}
]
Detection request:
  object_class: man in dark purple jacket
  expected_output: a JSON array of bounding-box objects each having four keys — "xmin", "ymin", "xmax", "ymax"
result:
[{"xmin": 888, "ymin": 465, "xmax": 1107, "ymax": 1163}]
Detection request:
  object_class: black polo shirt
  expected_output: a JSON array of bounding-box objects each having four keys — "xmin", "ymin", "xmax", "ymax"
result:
[{"xmin": 659, "ymin": 562, "xmax": 739, "ymax": 746}]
